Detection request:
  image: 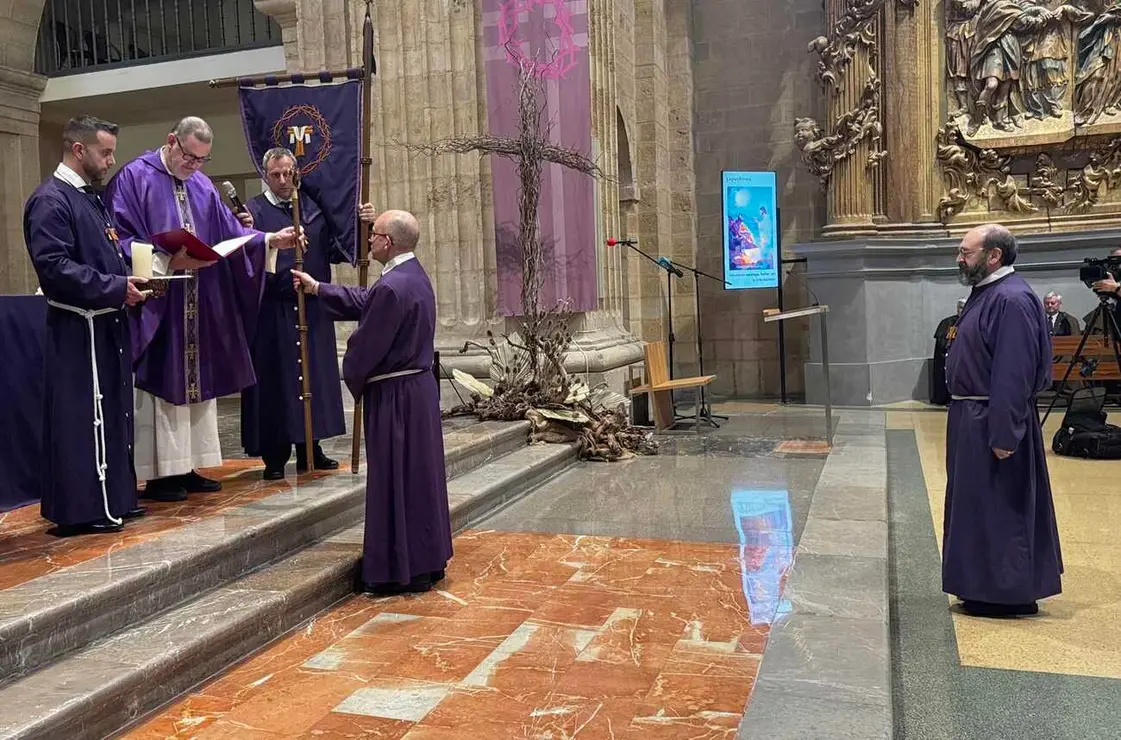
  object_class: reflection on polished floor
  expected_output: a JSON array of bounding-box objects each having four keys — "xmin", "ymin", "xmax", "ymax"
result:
[
  {"xmin": 125, "ymin": 531, "xmax": 766, "ymax": 739},
  {"xmin": 121, "ymin": 406, "xmax": 845, "ymax": 738},
  {"xmin": 902, "ymin": 409, "xmax": 1121, "ymax": 680}
]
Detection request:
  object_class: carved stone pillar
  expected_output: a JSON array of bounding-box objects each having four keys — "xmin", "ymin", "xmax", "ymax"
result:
[{"xmin": 0, "ymin": 65, "xmax": 47, "ymax": 295}]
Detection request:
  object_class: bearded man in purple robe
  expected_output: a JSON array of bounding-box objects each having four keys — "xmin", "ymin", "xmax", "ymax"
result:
[
  {"xmin": 292, "ymin": 210, "xmax": 452, "ymax": 595},
  {"xmin": 104, "ymin": 116, "xmax": 301, "ymax": 501},
  {"xmin": 944, "ymin": 223, "xmax": 1063, "ymax": 617},
  {"xmin": 24, "ymin": 116, "xmax": 153, "ymax": 536}
]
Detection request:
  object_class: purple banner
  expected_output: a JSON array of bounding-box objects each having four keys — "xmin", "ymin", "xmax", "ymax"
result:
[
  {"xmin": 238, "ymin": 78, "xmax": 363, "ymax": 265},
  {"xmin": 483, "ymin": 0, "xmax": 597, "ymax": 315}
]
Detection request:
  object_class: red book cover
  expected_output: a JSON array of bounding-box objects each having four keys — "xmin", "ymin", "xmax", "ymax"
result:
[{"xmin": 149, "ymin": 229, "xmax": 253, "ymax": 262}]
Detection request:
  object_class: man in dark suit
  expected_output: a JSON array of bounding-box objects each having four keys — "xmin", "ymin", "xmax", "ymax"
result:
[{"xmin": 1043, "ymin": 291, "xmax": 1079, "ymax": 336}]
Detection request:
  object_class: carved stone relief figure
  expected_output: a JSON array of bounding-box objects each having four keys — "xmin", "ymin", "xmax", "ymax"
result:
[
  {"xmin": 1074, "ymin": 3, "xmax": 1121, "ymax": 125},
  {"xmin": 947, "ymin": 0, "xmax": 982, "ymax": 117},
  {"xmin": 967, "ymin": 1, "xmax": 1051, "ymax": 133},
  {"xmin": 1022, "ymin": 0, "xmax": 1083, "ymax": 119}
]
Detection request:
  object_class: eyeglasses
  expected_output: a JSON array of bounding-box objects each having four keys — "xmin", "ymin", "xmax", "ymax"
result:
[
  {"xmin": 175, "ymin": 135, "xmax": 211, "ymax": 165},
  {"xmin": 372, "ymin": 231, "xmax": 392, "ymax": 246},
  {"xmin": 956, "ymin": 247, "xmax": 985, "ymax": 257}
]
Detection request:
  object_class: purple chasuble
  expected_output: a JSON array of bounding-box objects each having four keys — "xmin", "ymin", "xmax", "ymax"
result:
[
  {"xmin": 317, "ymin": 259, "xmax": 453, "ymax": 586},
  {"xmin": 943, "ymin": 271, "xmax": 1063, "ymax": 604},
  {"xmin": 23, "ymin": 177, "xmax": 138, "ymax": 525},
  {"xmin": 104, "ymin": 150, "xmax": 269, "ymax": 405}
]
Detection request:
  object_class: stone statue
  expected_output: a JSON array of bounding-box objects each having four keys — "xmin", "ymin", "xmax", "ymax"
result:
[
  {"xmin": 1074, "ymin": 3, "xmax": 1121, "ymax": 125},
  {"xmin": 947, "ymin": 0, "xmax": 983, "ymax": 117}
]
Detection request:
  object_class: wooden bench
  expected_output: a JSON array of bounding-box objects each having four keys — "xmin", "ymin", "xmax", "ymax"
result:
[
  {"xmin": 1050, "ymin": 335, "xmax": 1121, "ymax": 381},
  {"xmin": 630, "ymin": 340, "xmax": 716, "ymax": 431}
]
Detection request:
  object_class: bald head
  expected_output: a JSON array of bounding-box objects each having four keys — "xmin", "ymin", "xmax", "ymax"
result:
[
  {"xmin": 957, "ymin": 223, "xmax": 1018, "ymax": 287},
  {"xmin": 172, "ymin": 116, "xmax": 213, "ymax": 144},
  {"xmin": 377, "ymin": 210, "xmax": 421, "ymax": 251}
]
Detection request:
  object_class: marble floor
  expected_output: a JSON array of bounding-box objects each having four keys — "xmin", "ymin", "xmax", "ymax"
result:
[
  {"xmin": 889, "ymin": 408, "xmax": 1121, "ymax": 738},
  {"xmin": 123, "ymin": 406, "xmax": 841, "ymax": 739}
]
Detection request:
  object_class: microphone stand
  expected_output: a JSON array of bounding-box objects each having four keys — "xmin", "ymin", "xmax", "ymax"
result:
[
  {"xmin": 612, "ymin": 240, "xmax": 681, "ymax": 379},
  {"xmin": 668, "ymin": 258, "xmax": 728, "ymax": 428}
]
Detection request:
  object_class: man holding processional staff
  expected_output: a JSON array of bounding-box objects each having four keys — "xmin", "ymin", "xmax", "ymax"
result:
[
  {"xmin": 240, "ymin": 146, "xmax": 378, "ymax": 479},
  {"xmin": 104, "ymin": 116, "xmax": 304, "ymax": 502}
]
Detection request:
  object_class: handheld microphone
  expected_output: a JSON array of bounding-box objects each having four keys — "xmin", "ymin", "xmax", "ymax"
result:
[
  {"xmin": 606, "ymin": 237, "xmax": 637, "ymax": 247},
  {"xmin": 657, "ymin": 256, "xmax": 684, "ymax": 278},
  {"xmin": 220, "ymin": 181, "xmax": 246, "ymax": 214}
]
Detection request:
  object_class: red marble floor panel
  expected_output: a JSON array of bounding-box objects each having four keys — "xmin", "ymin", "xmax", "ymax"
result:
[
  {"xmin": 124, "ymin": 530, "xmax": 778, "ymax": 739},
  {"xmin": 0, "ymin": 460, "xmax": 348, "ymax": 591}
]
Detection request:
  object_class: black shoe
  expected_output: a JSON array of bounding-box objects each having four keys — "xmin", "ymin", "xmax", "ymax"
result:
[
  {"xmin": 296, "ymin": 447, "xmax": 339, "ymax": 472},
  {"xmin": 123, "ymin": 507, "xmax": 147, "ymax": 520},
  {"xmin": 180, "ymin": 470, "xmax": 222, "ymax": 493},
  {"xmin": 140, "ymin": 481, "xmax": 188, "ymax": 502},
  {"xmin": 430, "ymin": 569, "xmax": 446, "ymax": 584},
  {"xmin": 49, "ymin": 520, "xmax": 125, "ymax": 538},
  {"xmin": 263, "ymin": 467, "xmax": 285, "ymax": 481},
  {"xmin": 363, "ymin": 573, "xmax": 434, "ymax": 596},
  {"xmin": 960, "ymin": 600, "xmax": 1039, "ymax": 617}
]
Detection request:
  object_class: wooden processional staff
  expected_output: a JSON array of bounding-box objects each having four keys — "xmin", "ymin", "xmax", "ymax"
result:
[
  {"xmin": 290, "ymin": 169, "xmax": 316, "ymax": 466},
  {"xmin": 351, "ymin": 2, "xmax": 376, "ymax": 474}
]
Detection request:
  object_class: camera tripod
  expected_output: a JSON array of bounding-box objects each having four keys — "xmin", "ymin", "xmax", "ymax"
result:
[{"xmin": 1042, "ymin": 293, "xmax": 1121, "ymax": 425}]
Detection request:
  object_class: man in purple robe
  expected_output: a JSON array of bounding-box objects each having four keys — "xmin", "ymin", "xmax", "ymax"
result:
[
  {"xmin": 240, "ymin": 146, "xmax": 376, "ymax": 478},
  {"xmin": 292, "ymin": 210, "xmax": 452, "ymax": 594},
  {"xmin": 944, "ymin": 223, "xmax": 1063, "ymax": 617},
  {"xmin": 104, "ymin": 117, "xmax": 301, "ymax": 501},
  {"xmin": 23, "ymin": 115, "xmax": 151, "ymax": 536}
]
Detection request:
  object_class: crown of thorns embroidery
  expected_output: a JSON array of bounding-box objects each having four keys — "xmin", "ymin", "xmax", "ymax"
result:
[
  {"xmin": 271, "ymin": 105, "xmax": 333, "ymax": 174},
  {"xmin": 497, "ymin": 0, "xmax": 580, "ymax": 80}
]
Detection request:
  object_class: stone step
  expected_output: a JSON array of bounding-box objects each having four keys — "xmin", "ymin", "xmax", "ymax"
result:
[
  {"xmin": 0, "ymin": 420, "xmax": 528, "ymax": 686},
  {"xmin": 0, "ymin": 440, "xmax": 578, "ymax": 740}
]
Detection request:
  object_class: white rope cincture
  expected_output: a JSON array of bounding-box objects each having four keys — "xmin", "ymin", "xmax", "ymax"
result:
[{"xmin": 46, "ymin": 299, "xmax": 123, "ymax": 526}]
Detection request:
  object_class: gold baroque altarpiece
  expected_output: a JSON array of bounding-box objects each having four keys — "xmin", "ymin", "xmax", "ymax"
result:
[{"xmin": 796, "ymin": 0, "xmax": 1121, "ymax": 235}]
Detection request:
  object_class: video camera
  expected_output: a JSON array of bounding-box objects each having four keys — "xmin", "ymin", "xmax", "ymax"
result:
[{"xmin": 1081, "ymin": 256, "xmax": 1121, "ymax": 290}]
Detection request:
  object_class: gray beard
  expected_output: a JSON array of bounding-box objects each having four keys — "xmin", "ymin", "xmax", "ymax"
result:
[{"xmin": 958, "ymin": 261, "xmax": 989, "ymax": 286}]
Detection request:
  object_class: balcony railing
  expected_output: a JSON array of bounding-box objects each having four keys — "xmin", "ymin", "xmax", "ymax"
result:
[{"xmin": 35, "ymin": 0, "xmax": 281, "ymax": 77}]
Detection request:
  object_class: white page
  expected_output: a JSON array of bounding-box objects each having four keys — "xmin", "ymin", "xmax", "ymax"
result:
[{"xmin": 213, "ymin": 234, "xmax": 255, "ymax": 258}]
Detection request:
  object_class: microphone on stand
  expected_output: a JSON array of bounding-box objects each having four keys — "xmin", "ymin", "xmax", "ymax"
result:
[
  {"xmin": 657, "ymin": 256, "xmax": 684, "ymax": 278},
  {"xmin": 606, "ymin": 237, "xmax": 638, "ymax": 247},
  {"xmin": 220, "ymin": 181, "xmax": 247, "ymax": 214}
]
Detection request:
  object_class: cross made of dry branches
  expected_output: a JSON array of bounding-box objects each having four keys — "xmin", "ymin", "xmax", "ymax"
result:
[{"xmin": 401, "ymin": 56, "xmax": 606, "ymax": 375}]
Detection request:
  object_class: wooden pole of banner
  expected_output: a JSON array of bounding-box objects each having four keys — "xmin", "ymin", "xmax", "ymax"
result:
[
  {"xmin": 352, "ymin": 1, "xmax": 376, "ymax": 474},
  {"xmin": 208, "ymin": 68, "xmax": 365, "ymax": 89},
  {"xmin": 291, "ymin": 171, "xmax": 316, "ymax": 469}
]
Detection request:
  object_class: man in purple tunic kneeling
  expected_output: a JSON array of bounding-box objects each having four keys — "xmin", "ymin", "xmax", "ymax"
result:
[
  {"xmin": 944, "ymin": 223, "xmax": 1063, "ymax": 617},
  {"xmin": 292, "ymin": 210, "xmax": 452, "ymax": 595}
]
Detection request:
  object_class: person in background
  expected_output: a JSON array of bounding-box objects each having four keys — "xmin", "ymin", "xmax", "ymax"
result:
[
  {"xmin": 931, "ymin": 297, "xmax": 967, "ymax": 406},
  {"xmin": 1043, "ymin": 291, "xmax": 1079, "ymax": 336},
  {"xmin": 239, "ymin": 146, "xmax": 377, "ymax": 479}
]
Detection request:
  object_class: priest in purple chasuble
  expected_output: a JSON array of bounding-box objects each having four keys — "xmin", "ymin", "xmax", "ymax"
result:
[
  {"xmin": 943, "ymin": 223, "xmax": 1063, "ymax": 618},
  {"xmin": 240, "ymin": 146, "xmax": 376, "ymax": 479},
  {"xmin": 103, "ymin": 116, "xmax": 301, "ymax": 502},
  {"xmin": 23, "ymin": 116, "xmax": 152, "ymax": 536},
  {"xmin": 292, "ymin": 210, "xmax": 452, "ymax": 594}
]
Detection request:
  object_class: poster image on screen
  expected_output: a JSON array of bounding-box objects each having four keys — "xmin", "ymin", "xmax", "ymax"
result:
[{"xmin": 722, "ymin": 171, "xmax": 778, "ymax": 290}]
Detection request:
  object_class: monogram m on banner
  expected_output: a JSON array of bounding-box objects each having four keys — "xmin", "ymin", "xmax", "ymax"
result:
[{"xmin": 210, "ymin": 3, "xmax": 376, "ymax": 472}]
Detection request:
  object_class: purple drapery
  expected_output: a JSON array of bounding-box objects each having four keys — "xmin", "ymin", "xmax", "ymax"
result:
[{"xmin": 482, "ymin": 0, "xmax": 598, "ymax": 315}]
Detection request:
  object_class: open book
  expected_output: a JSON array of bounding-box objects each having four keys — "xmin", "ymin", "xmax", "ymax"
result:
[{"xmin": 150, "ymin": 228, "xmax": 254, "ymax": 262}]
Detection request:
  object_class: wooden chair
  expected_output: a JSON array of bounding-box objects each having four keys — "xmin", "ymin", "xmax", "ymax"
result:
[{"xmin": 630, "ymin": 341, "xmax": 716, "ymax": 431}]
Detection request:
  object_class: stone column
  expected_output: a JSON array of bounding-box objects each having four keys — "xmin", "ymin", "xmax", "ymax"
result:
[
  {"xmin": 820, "ymin": 0, "xmax": 880, "ymax": 238},
  {"xmin": 0, "ymin": 64, "xmax": 47, "ymax": 295}
]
